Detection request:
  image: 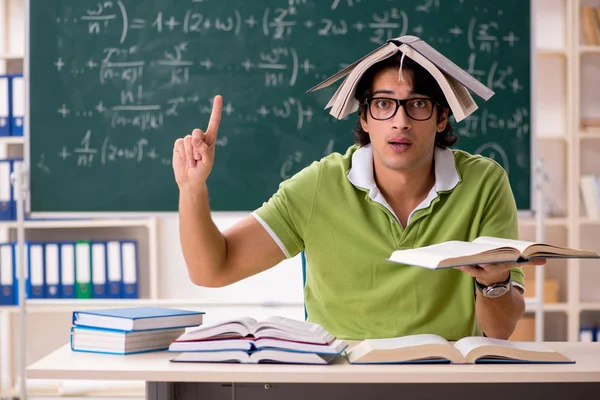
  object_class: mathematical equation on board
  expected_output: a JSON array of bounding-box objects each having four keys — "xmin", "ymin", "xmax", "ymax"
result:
[{"xmin": 45, "ymin": 0, "xmax": 527, "ymax": 175}]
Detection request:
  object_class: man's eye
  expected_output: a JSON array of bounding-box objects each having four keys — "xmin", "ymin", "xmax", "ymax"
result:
[
  {"xmin": 375, "ymin": 100, "xmax": 392, "ymax": 108},
  {"xmin": 410, "ymin": 100, "xmax": 426, "ymax": 108}
]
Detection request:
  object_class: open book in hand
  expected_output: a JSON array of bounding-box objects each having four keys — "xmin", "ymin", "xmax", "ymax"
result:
[
  {"xmin": 307, "ymin": 35, "xmax": 494, "ymax": 122},
  {"xmin": 346, "ymin": 334, "xmax": 574, "ymax": 364},
  {"xmin": 173, "ymin": 316, "xmax": 335, "ymax": 345},
  {"xmin": 387, "ymin": 236, "xmax": 600, "ymax": 269}
]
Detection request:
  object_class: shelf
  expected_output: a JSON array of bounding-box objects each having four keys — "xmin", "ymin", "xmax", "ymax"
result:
[
  {"xmin": 578, "ymin": 218, "xmax": 600, "ymax": 226},
  {"xmin": 0, "ymin": 53, "xmax": 23, "ymax": 60},
  {"xmin": 524, "ymin": 299, "xmax": 568, "ymax": 313},
  {"xmin": 580, "ymin": 131, "xmax": 600, "ymax": 139},
  {"xmin": 580, "ymin": 46, "xmax": 600, "ymax": 54},
  {"xmin": 518, "ymin": 217, "xmax": 568, "ymax": 227},
  {"xmin": 536, "ymin": 134, "xmax": 568, "ymax": 141},
  {"xmin": 0, "ymin": 136, "xmax": 24, "ymax": 145},
  {"xmin": 1, "ymin": 299, "xmax": 305, "ymax": 313},
  {"xmin": 0, "ymin": 217, "xmax": 156, "ymax": 229},
  {"xmin": 536, "ymin": 48, "xmax": 566, "ymax": 56},
  {"xmin": 579, "ymin": 302, "xmax": 600, "ymax": 311}
]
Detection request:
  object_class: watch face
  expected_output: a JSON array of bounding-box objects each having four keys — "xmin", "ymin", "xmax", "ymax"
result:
[{"xmin": 485, "ymin": 286, "xmax": 510, "ymax": 298}]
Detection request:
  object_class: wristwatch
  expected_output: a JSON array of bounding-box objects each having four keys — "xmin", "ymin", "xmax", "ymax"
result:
[{"xmin": 475, "ymin": 273, "xmax": 511, "ymax": 298}]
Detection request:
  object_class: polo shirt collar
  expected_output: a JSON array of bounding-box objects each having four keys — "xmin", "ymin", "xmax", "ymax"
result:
[{"xmin": 347, "ymin": 144, "xmax": 460, "ymax": 225}]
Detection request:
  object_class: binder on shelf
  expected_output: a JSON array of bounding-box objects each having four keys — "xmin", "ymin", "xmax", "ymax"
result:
[
  {"xmin": 91, "ymin": 241, "xmax": 108, "ymax": 298},
  {"xmin": 13, "ymin": 238, "xmax": 29, "ymax": 301},
  {"xmin": 60, "ymin": 242, "xmax": 76, "ymax": 298},
  {"xmin": 0, "ymin": 242, "xmax": 16, "ymax": 305},
  {"xmin": 8, "ymin": 74, "xmax": 23, "ymax": 137},
  {"xmin": 106, "ymin": 240, "xmax": 122, "ymax": 298},
  {"xmin": 27, "ymin": 242, "xmax": 45, "ymax": 299},
  {"xmin": 0, "ymin": 75, "xmax": 9, "ymax": 136},
  {"xmin": 580, "ymin": 174, "xmax": 600, "ymax": 218},
  {"xmin": 0, "ymin": 159, "xmax": 14, "ymax": 221},
  {"xmin": 121, "ymin": 240, "xmax": 138, "ymax": 299},
  {"xmin": 579, "ymin": 326, "xmax": 597, "ymax": 342},
  {"xmin": 75, "ymin": 241, "xmax": 92, "ymax": 299},
  {"xmin": 45, "ymin": 242, "xmax": 61, "ymax": 298}
]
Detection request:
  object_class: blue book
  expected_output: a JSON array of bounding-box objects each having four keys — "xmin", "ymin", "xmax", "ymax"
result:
[
  {"xmin": 70, "ymin": 326, "xmax": 185, "ymax": 355},
  {"xmin": 72, "ymin": 306, "xmax": 205, "ymax": 331},
  {"xmin": 70, "ymin": 325, "xmax": 187, "ymax": 355}
]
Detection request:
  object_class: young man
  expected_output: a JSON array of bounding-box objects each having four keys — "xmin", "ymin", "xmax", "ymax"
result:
[{"xmin": 173, "ymin": 49, "xmax": 540, "ymax": 341}]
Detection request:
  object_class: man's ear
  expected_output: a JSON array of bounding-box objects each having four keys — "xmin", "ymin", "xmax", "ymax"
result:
[
  {"xmin": 437, "ymin": 108, "xmax": 449, "ymax": 132},
  {"xmin": 360, "ymin": 109, "xmax": 369, "ymax": 133}
]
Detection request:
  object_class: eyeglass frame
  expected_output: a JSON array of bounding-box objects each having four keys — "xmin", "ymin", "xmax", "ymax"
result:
[{"xmin": 363, "ymin": 97, "xmax": 441, "ymax": 121}]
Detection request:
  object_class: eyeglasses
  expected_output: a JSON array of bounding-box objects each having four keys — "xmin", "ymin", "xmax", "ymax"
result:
[{"xmin": 364, "ymin": 97, "xmax": 436, "ymax": 121}]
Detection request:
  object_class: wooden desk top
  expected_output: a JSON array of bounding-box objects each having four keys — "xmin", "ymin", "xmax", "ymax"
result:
[{"xmin": 27, "ymin": 342, "xmax": 600, "ymax": 384}]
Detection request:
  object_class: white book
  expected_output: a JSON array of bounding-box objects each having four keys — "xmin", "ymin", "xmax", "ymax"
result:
[
  {"xmin": 346, "ymin": 334, "xmax": 573, "ymax": 364},
  {"xmin": 307, "ymin": 35, "xmax": 493, "ymax": 122},
  {"xmin": 387, "ymin": 236, "xmax": 599, "ymax": 269}
]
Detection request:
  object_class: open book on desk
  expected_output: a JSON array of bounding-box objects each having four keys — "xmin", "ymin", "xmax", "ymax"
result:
[
  {"xmin": 346, "ymin": 334, "xmax": 574, "ymax": 365},
  {"xmin": 174, "ymin": 316, "xmax": 335, "ymax": 345},
  {"xmin": 170, "ymin": 348, "xmax": 344, "ymax": 365},
  {"xmin": 387, "ymin": 236, "xmax": 600, "ymax": 270}
]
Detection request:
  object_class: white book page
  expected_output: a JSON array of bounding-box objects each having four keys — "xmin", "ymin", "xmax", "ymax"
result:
[
  {"xmin": 184, "ymin": 316, "xmax": 257, "ymax": 334},
  {"xmin": 389, "ymin": 241, "xmax": 503, "ymax": 266},
  {"xmin": 257, "ymin": 316, "xmax": 324, "ymax": 334},
  {"xmin": 453, "ymin": 337, "xmax": 555, "ymax": 358},
  {"xmin": 472, "ymin": 237, "xmax": 537, "ymax": 253},
  {"xmin": 360, "ymin": 334, "xmax": 449, "ymax": 351}
]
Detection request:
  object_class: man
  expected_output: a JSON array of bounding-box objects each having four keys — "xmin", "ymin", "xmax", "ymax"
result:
[{"xmin": 172, "ymin": 46, "xmax": 541, "ymax": 341}]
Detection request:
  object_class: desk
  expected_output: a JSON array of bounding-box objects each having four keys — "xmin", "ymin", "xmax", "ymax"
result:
[{"xmin": 27, "ymin": 343, "xmax": 600, "ymax": 400}]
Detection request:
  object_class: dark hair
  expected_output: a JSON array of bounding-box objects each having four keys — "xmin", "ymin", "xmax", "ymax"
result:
[{"xmin": 352, "ymin": 54, "xmax": 458, "ymax": 148}]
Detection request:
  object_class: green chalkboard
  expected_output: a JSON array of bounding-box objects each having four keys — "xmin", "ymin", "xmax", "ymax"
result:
[{"xmin": 29, "ymin": 0, "xmax": 531, "ymax": 212}]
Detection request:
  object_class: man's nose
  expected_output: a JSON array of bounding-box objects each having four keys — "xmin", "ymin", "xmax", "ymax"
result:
[{"xmin": 391, "ymin": 104, "xmax": 412, "ymax": 130}]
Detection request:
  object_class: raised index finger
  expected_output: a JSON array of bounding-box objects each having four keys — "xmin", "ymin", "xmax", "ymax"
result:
[{"xmin": 205, "ymin": 95, "xmax": 223, "ymax": 145}]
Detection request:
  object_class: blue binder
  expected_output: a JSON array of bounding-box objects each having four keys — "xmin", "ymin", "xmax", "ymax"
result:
[
  {"xmin": 26, "ymin": 242, "xmax": 45, "ymax": 299},
  {"xmin": 59, "ymin": 242, "xmax": 76, "ymax": 298},
  {"xmin": 106, "ymin": 240, "xmax": 122, "ymax": 298},
  {"xmin": 8, "ymin": 74, "xmax": 23, "ymax": 136},
  {"xmin": 91, "ymin": 241, "xmax": 108, "ymax": 298},
  {"xmin": 0, "ymin": 75, "xmax": 9, "ymax": 136},
  {"xmin": 0, "ymin": 159, "xmax": 14, "ymax": 221},
  {"xmin": 121, "ymin": 240, "xmax": 138, "ymax": 298},
  {"xmin": 0, "ymin": 242, "xmax": 16, "ymax": 305},
  {"xmin": 44, "ymin": 242, "xmax": 61, "ymax": 298}
]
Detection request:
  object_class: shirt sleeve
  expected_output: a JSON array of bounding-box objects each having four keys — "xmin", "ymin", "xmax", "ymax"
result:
[
  {"xmin": 477, "ymin": 169, "xmax": 525, "ymax": 290},
  {"xmin": 252, "ymin": 160, "xmax": 321, "ymax": 259}
]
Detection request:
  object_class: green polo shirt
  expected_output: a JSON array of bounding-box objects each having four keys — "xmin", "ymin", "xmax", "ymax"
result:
[{"xmin": 253, "ymin": 144, "xmax": 524, "ymax": 340}]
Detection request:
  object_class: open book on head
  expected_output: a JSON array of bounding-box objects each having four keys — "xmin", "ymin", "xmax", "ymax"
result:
[
  {"xmin": 387, "ymin": 236, "xmax": 600, "ymax": 270},
  {"xmin": 173, "ymin": 316, "xmax": 335, "ymax": 345},
  {"xmin": 346, "ymin": 334, "xmax": 574, "ymax": 364},
  {"xmin": 307, "ymin": 35, "xmax": 494, "ymax": 122}
]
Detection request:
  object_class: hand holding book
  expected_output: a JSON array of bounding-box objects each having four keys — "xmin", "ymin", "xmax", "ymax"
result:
[{"xmin": 456, "ymin": 258, "xmax": 546, "ymax": 286}]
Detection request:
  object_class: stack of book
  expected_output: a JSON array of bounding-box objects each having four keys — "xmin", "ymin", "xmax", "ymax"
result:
[
  {"xmin": 70, "ymin": 306, "xmax": 205, "ymax": 355},
  {"xmin": 168, "ymin": 316, "xmax": 347, "ymax": 364}
]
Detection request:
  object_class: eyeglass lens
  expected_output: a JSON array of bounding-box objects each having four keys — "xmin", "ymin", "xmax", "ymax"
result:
[{"xmin": 369, "ymin": 98, "xmax": 434, "ymax": 121}]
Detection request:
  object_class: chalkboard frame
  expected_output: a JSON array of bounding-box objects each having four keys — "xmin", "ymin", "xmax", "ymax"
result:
[{"xmin": 25, "ymin": 0, "xmax": 535, "ymax": 215}]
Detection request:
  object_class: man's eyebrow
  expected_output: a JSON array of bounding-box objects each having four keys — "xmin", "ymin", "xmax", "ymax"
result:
[{"xmin": 372, "ymin": 89, "xmax": 416, "ymax": 96}]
